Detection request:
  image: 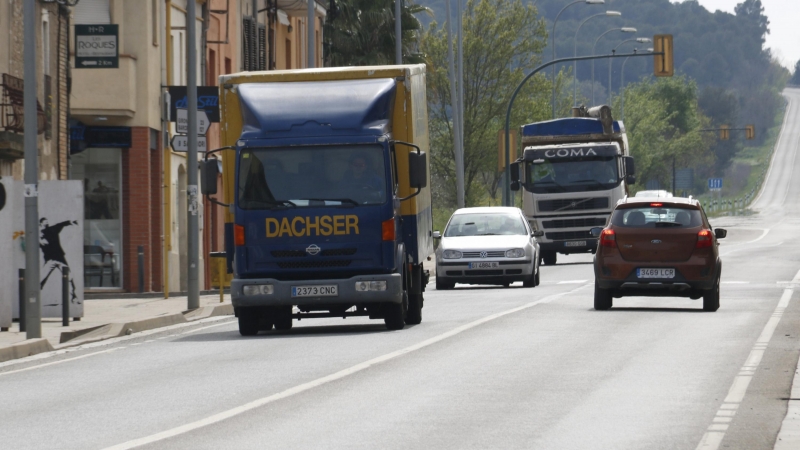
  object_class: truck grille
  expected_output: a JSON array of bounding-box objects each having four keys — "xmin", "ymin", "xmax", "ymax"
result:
[
  {"xmin": 546, "ymin": 231, "xmax": 592, "ymax": 241},
  {"xmin": 541, "ymin": 218, "xmax": 607, "ymax": 229},
  {"xmin": 321, "ymin": 248, "xmax": 357, "ymax": 256},
  {"xmin": 538, "ymin": 198, "xmax": 609, "ymax": 212},
  {"xmin": 462, "ymin": 251, "xmax": 506, "ymax": 258},
  {"xmin": 271, "ymin": 250, "xmax": 306, "ymax": 258},
  {"xmin": 277, "ymin": 260, "xmax": 352, "ymax": 269}
]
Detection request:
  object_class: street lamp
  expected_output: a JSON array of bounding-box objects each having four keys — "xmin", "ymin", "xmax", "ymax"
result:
[
  {"xmin": 609, "ymin": 37, "xmax": 651, "ymax": 104},
  {"xmin": 621, "ymin": 47, "xmax": 654, "ymax": 120},
  {"xmin": 591, "ymin": 27, "xmax": 636, "ymax": 105},
  {"xmin": 573, "ymin": 11, "xmax": 621, "ymax": 107},
  {"xmin": 551, "ymin": 0, "xmax": 605, "ymax": 118}
]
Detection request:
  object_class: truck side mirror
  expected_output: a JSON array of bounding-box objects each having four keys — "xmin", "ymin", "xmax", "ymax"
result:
[
  {"xmin": 623, "ymin": 156, "xmax": 635, "ymax": 176},
  {"xmin": 626, "ymin": 175, "xmax": 636, "ymax": 185},
  {"xmin": 510, "ymin": 161, "xmax": 520, "ymax": 182},
  {"xmin": 201, "ymin": 159, "xmax": 220, "ymax": 195},
  {"xmin": 409, "ymin": 151, "xmax": 428, "ymax": 189},
  {"xmin": 510, "ymin": 181, "xmax": 520, "ymax": 192}
]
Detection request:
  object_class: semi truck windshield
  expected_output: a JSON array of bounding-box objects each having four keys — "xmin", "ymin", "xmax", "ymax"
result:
[
  {"xmin": 526, "ymin": 157, "xmax": 619, "ymax": 194},
  {"xmin": 238, "ymin": 145, "xmax": 388, "ymax": 209}
]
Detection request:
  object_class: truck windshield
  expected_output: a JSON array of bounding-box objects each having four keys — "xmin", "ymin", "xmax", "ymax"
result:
[
  {"xmin": 526, "ymin": 157, "xmax": 619, "ymax": 194},
  {"xmin": 238, "ymin": 145, "xmax": 387, "ymax": 209}
]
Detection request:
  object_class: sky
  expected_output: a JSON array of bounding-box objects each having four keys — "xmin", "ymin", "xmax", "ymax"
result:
[{"xmin": 685, "ymin": 0, "xmax": 799, "ymax": 70}]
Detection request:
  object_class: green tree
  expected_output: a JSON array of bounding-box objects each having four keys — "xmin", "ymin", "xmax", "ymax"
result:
[
  {"xmin": 421, "ymin": 0, "xmax": 552, "ymax": 206},
  {"xmin": 324, "ymin": 0, "xmax": 432, "ymax": 66},
  {"xmin": 792, "ymin": 60, "xmax": 800, "ymax": 85}
]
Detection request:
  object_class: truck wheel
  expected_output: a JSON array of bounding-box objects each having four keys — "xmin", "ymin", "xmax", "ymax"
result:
[
  {"xmin": 238, "ymin": 312, "xmax": 260, "ymax": 336},
  {"xmin": 385, "ymin": 290, "xmax": 407, "ymax": 330},
  {"xmin": 436, "ymin": 276, "xmax": 454, "ymax": 290},
  {"xmin": 542, "ymin": 251, "xmax": 557, "ymax": 266},
  {"xmin": 406, "ymin": 293, "xmax": 423, "ymax": 325},
  {"xmin": 273, "ymin": 306, "xmax": 293, "ymax": 330},
  {"xmin": 594, "ymin": 281, "xmax": 612, "ymax": 310},
  {"xmin": 703, "ymin": 274, "xmax": 720, "ymax": 312}
]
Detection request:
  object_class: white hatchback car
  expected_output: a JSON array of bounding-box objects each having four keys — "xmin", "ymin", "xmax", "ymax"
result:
[{"xmin": 433, "ymin": 207, "xmax": 542, "ymax": 289}]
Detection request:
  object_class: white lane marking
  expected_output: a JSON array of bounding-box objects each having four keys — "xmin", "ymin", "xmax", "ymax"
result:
[
  {"xmin": 722, "ymin": 281, "xmax": 749, "ymax": 285},
  {"xmin": 101, "ymin": 285, "xmax": 588, "ymax": 450},
  {"xmin": 183, "ymin": 321, "xmax": 235, "ymax": 335},
  {"xmin": 0, "ymin": 348, "xmax": 122, "ymax": 377},
  {"xmin": 752, "ymin": 92, "xmax": 794, "ymax": 207},
  {"xmin": 557, "ymin": 280, "xmax": 588, "ymax": 284},
  {"xmin": 695, "ymin": 270, "xmax": 799, "ymax": 450},
  {"xmin": 721, "ymin": 239, "xmax": 784, "ymax": 258}
]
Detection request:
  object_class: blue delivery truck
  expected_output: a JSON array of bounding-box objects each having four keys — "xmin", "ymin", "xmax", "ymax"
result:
[{"xmin": 202, "ymin": 65, "xmax": 433, "ymax": 335}]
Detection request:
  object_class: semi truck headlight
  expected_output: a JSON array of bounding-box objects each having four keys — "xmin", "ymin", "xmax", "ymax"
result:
[
  {"xmin": 505, "ymin": 248, "xmax": 525, "ymax": 258},
  {"xmin": 443, "ymin": 250, "xmax": 462, "ymax": 259},
  {"xmin": 355, "ymin": 281, "xmax": 387, "ymax": 292},
  {"xmin": 243, "ymin": 284, "xmax": 274, "ymax": 296}
]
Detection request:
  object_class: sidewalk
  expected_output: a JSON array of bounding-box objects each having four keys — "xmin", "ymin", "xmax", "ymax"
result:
[{"xmin": 1, "ymin": 293, "xmax": 233, "ymax": 363}]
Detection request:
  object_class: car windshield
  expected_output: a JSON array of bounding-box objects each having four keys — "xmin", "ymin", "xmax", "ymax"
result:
[
  {"xmin": 611, "ymin": 206, "xmax": 703, "ymax": 228},
  {"xmin": 238, "ymin": 145, "xmax": 387, "ymax": 209},
  {"xmin": 526, "ymin": 157, "xmax": 619, "ymax": 194},
  {"xmin": 444, "ymin": 213, "xmax": 527, "ymax": 237}
]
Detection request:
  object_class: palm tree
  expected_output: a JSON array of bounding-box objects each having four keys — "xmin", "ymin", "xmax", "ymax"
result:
[{"xmin": 325, "ymin": 0, "xmax": 432, "ymax": 66}]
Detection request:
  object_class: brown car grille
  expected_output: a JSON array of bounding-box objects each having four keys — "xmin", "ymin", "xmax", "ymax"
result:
[
  {"xmin": 277, "ymin": 260, "xmax": 352, "ymax": 269},
  {"xmin": 542, "ymin": 218, "xmax": 607, "ymax": 229},
  {"xmin": 538, "ymin": 198, "xmax": 609, "ymax": 212}
]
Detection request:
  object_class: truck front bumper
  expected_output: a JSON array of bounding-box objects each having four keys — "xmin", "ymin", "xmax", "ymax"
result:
[
  {"xmin": 231, "ymin": 273, "xmax": 403, "ymax": 307},
  {"xmin": 539, "ymin": 239, "xmax": 597, "ymax": 254}
]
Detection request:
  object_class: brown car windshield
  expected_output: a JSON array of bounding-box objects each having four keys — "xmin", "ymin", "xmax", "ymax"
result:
[{"xmin": 611, "ymin": 206, "xmax": 703, "ymax": 228}]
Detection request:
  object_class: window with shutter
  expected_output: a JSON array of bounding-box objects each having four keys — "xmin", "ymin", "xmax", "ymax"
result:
[
  {"xmin": 242, "ymin": 16, "xmax": 254, "ymax": 71},
  {"xmin": 73, "ymin": 0, "xmax": 111, "ymax": 24},
  {"xmin": 258, "ymin": 24, "xmax": 267, "ymax": 71}
]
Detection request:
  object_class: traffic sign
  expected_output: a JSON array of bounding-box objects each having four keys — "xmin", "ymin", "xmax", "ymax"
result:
[
  {"xmin": 171, "ymin": 135, "xmax": 207, "ymax": 153},
  {"xmin": 176, "ymin": 108, "xmax": 210, "ymax": 135},
  {"xmin": 708, "ymin": 178, "xmax": 723, "ymax": 191},
  {"xmin": 75, "ymin": 25, "xmax": 119, "ymax": 69}
]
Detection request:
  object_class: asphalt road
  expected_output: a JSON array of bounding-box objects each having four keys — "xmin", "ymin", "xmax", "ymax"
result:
[{"xmin": 2, "ymin": 89, "xmax": 800, "ymax": 450}]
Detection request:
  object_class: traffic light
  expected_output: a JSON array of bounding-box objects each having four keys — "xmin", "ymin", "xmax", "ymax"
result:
[
  {"xmin": 745, "ymin": 124, "xmax": 755, "ymax": 140},
  {"xmin": 653, "ymin": 34, "xmax": 674, "ymax": 77},
  {"xmin": 497, "ymin": 129, "xmax": 518, "ymax": 172},
  {"xmin": 720, "ymin": 125, "xmax": 730, "ymax": 140}
]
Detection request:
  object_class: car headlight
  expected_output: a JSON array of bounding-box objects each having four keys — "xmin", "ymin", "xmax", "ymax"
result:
[
  {"xmin": 443, "ymin": 249, "xmax": 462, "ymax": 259},
  {"xmin": 243, "ymin": 284, "xmax": 274, "ymax": 296},
  {"xmin": 505, "ymin": 248, "xmax": 525, "ymax": 258}
]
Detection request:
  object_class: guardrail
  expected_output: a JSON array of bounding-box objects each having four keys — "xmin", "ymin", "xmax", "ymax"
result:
[{"xmin": 700, "ymin": 161, "xmax": 770, "ymax": 216}]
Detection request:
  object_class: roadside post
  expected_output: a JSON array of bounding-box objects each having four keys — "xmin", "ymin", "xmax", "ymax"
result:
[
  {"xmin": 62, "ymin": 266, "xmax": 70, "ymax": 327},
  {"xmin": 209, "ymin": 252, "xmax": 229, "ymax": 303},
  {"xmin": 24, "ymin": 0, "xmax": 41, "ymax": 338},
  {"xmin": 18, "ymin": 269, "xmax": 25, "ymax": 332}
]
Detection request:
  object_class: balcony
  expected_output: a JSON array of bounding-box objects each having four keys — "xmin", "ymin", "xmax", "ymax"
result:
[
  {"xmin": 70, "ymin": 54, "xmax": 137, "ymax": 121},
  {"xmin": 0, "ymin": 74, "xmax": 45, "ymax": 161}
]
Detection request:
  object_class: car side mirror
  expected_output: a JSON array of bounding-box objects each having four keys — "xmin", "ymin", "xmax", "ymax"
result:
[
  {"xmin": 532, "ymin": 230, "xmax": 544, "ymax": 238},
  {"xmin": 200, "ymin": 159, "xmax": 220, "ymax": 195},
  {"xmin": 432, "ymin": 230, "xmax": 441, "ymax": 239},
  {"xmin": 714, "ymin": 228, "xmax": 727, "ymax": 239},
  {"xmin": 589, "ymin": 227, "xmax": 603, "ymax": 238},
  {"xmin": 409, "ymin": 151, "xmax": 428, "ymax": 189}
]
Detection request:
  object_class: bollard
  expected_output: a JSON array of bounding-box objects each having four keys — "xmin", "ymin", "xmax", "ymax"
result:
[
  {"xmin": 18, "ymin": 269, "xmax": 25, "ymax": 332},
  {"xmin": 138, "ymin": 245, "xmax": 145, "ymax": 293},
  {"xmin": 218, "ymin": 257, "xmax": 225, "ymax": 303},
  {"xmin": 62, "ymin": 266, "xmax": 69, "ymax": 327}
]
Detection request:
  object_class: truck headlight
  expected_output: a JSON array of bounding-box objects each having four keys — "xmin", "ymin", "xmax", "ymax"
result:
[
  {"xmin": 243, "ymin": 284, "xmax": 274, "ymax": 296},
  {"xmin": 355, "ymin": 281, "xmax": 387, "ymax": 292},
  {"xmin": 505, "ymin": 248, "xmax": 525, "ymax": 258},
  {"xmin": 443, "ymin": 250, "xmax": 462, "ymax": 259}
]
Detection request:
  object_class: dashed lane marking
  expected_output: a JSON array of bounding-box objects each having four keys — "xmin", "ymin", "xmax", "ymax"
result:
[
  {"xmin": 557, "ymin": 280, "xmax": 588, "ymax": 284},
  {"xmin": 0, "ymin": 348, "xmax": 123, "ymax": 378}
]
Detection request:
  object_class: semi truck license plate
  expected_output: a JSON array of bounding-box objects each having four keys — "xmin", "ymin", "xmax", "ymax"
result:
[
  {"xmin": 564, "ymin": 241, "xmax": 586, "ymax": 247},
  {"xmin": 468, "ymin": 262, "xmax": 499, "ymax": 269},
  {"xmin": 292, "ymin": 285, "xmax": 338, "ymax": 297}
]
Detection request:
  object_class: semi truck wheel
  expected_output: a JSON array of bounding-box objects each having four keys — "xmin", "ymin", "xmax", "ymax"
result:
[
  {"xmin": 385, "ymin": 290, "xmax": 407, "ymax": 330},
  {"xmin": 542, "ymin": 251, "xmax": 557, "ymax": 266},
  {"xmin": 406, "ymin": 293, "xmax": 422, "ymax": 324},
  {"xmin": 238, "ymin": 312, "xmax": 260, "ymax": 336},
  {"xmin": 273, "ymin": 306, "xmax": 293, "ymax": 330},
  {"xmin": 436, "ymin": 276, "xmax": 454, "ymax": 290}
]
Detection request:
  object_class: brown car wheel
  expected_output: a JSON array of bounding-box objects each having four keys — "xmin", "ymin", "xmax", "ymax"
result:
[
  {"xmin": 703, "ymin": 274, "xmax": 720, "ymax": 312},
  {"xmin": 594, "ymin": 281, "xmax": 613, "ymax": 310}
]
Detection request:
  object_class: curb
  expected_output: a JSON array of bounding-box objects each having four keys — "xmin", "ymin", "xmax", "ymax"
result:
[{"xmin": 0, "ymin": 338, "xmax": 55, "ymax": 364}]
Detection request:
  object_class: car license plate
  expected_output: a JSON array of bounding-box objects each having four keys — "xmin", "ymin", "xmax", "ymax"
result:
[
  {"xmin": 637, "ymin": 268, "xmax": 675, "ymax": 279},
  {"xmin": 468, "ymin": 262, "xmax": 499, "ymax": 269},
  {"xmin": 291, "ymin": 285, "xmax": 338, "ymax": 297},
  {"xmin": 565, "ymin": 241, "xmax": 586, "ymax": 247}
]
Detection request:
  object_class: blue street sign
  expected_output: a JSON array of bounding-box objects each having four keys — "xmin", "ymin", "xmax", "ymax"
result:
[{"xmin": 708, "ymin": 178, "xmax": 723, "ymax": 190}]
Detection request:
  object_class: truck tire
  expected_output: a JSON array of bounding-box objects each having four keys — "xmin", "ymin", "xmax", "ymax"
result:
[
  {"xmin": 593, "ymin": 281, "xmax": 612, "ymax": 310},
  {"xmin": 238, "ymin": 312, "xmax": 260, "ymax": 336},
  {"xmin": 384, "ymin": 299, "xmax": 406, "ymax": 330},
  {"xmin": 273, "ymin": 306, "xmax": 293, "ymax": 330},
  {"xmin": 703, "ymin": 274, "xmax": 720, "ymax": 312},
  {"xmin": 542, "ymin": 251, "xmax": 557, "ymax": 266},
  {"xmin": 406, "ymin": 293, "xmax": 422, "ymax": 325},
  {"xmin": 436, "ymin": 276, "xmax": 455, "ymax": 290}
]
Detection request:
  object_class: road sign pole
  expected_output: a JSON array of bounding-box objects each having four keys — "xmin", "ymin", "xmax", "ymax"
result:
[
  {"xmin": 23, "ymin": 0, "xmax": 41, "ymax": 338},
  {"xmin": 187, "ymin": 0, "xmax": 199, "ymax": 310}
]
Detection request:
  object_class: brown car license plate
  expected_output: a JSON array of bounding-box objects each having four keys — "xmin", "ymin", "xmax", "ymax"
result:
[{"xmin": 637, "ymin": 268, "xmax": 675, "ymax": 279}]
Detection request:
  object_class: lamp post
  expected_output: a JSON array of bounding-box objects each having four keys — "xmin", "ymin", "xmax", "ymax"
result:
[
  {"xmin": 551, "ymin": 0, "xmax": 605, "ymax": 119},
  {"xmin": 591, "ymin": 27, "xmax": 636, "ymax": 105},
  {"xmin": 621, "ymin": 47, "xmax": 654, "ymax": 120},
  {"xmin": 573, "ymin": 11, "xmax": 621, "ymax": 107},
  {"xmin": 609, "ymin": 37, "xmax": 650, "ymax": 104}
]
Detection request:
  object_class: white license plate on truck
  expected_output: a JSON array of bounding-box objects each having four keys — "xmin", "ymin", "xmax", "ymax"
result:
[
  {"xmin": 565, "ymin": 241, "xmax": 586, "ymax": 247},
  {"xmin": 291, "ymin": 285, "xmax": 338, "ymax": 297},
  {"xmin": 636, "ymin": 268, "xmax": 675, "ymax": 279},
  {"xmin": 468, "ymin": 262, "xmax": 499, "ymax": 269}
]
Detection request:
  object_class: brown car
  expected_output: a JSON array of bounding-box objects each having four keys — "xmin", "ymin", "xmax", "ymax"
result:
[{"xmin": 590, "ymin": 197, "xmax": 726, "ymax": 311}]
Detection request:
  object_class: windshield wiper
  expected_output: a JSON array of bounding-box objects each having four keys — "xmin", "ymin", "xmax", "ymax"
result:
[
  {"xmin": 243, "ymin": 199, "xmax": 296, "ymax": 209},
  {"xmin": 477, "ymin": 233, "xmax": 500, "ymax": 236},
  {"xmin": 304, "ymin": 198, "xmax": 359, "ymax": 207}
]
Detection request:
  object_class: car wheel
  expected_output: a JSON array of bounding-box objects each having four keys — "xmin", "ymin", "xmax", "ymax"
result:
[
  {"xmin": 273, "ymin": 306, "xmax": 293, "ymax": 330},
  {"xmin": 406, "ymin": 293, "xmax": 423, "ymax": 325},
  {"xmin": 523, "ymin": 268, "xmax": 536, "ymax": 288},
  {"xmin": 542, "ymin": 251, "xmax": 557, "ymax": 266},
  {"xmin": 703, "ymin": 274, "xmax": 720, "ymax": 312},
  {"xmin": 534, "ymin": 267, "xmax": 541, "ymax": 286},
  {"xmin": 238, "ymin": 311, "xmax": 260, "ymax": 336},
  {"xmin": 436, "ymin": 276, "xmax": 455, "ymax": 290},
  {"xmin": 594, "ymin": 281, "xmax": 613, "ymax": 310}
]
